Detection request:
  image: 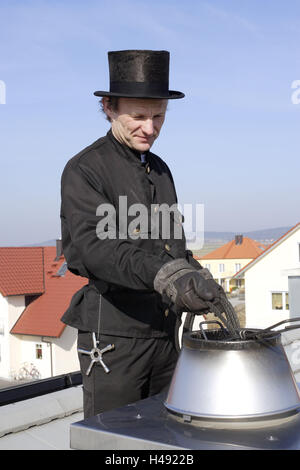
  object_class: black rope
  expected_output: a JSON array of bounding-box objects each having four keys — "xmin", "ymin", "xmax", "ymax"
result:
[
  {"xmin": 178, "ymin": 295, "xmax": 241, "ymax": 348},
  {"xmin": 174, "ymin": 315, "xmax": 182, "ymax": 353},
  {"xmin": 210, "ymin": 295, "xmax": 241, "ymax": 332}
]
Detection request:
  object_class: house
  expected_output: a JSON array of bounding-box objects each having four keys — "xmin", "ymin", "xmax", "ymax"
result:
[
  {"xmin": 198, "ymin": 235, "xmax": 266, "ymax": 292},
  {"xmin": 233, "ymin": 223, "xmax": 300, "ymax": 380},
  {"xmin": 233, "ymin": 223, "xmax": 300, "ymax": 328},
  {"xmin": 0, "ymin": 242, "xmax": 87, "ymax": 382}
]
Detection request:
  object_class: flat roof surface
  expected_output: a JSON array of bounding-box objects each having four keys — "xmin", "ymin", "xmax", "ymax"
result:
[{"xmin": 0, "ymin": 385, "xmax": 83, "ymax": 450}]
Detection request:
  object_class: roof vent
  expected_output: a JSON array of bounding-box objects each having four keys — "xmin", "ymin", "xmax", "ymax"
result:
[
  {"xmin": 56, "ymin": 262, "xmax": 68, "ymax": 277},
  {"xmin": 235, "ymin": 234, "xmax": 243, "ymax": 245}
]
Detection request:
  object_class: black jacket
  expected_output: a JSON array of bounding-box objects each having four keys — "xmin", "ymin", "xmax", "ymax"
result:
[{"xmin": 60, "ymin": 130, "xmax": 199, "ymax": 338}]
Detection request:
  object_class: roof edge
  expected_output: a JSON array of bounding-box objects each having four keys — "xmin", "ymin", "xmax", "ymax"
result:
[{"xmin": 233, "ymin": 222, "xmax": 300, "ymax": 278}]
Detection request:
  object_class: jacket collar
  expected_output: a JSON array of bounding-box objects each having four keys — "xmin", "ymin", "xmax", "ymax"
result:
[{"xmin": 106, "ymin": 129, "xmax": 149, "ymax": 166}]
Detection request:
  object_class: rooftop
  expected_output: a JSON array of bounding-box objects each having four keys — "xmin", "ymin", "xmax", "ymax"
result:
[
  {"xmin": 0, "ymin": 247, "xmax": 44, "ymax": 296},
  {"xmin": 0, "ymin": 384, "xmax": 83, "ymax": 450},
  {"xmin": 234, "ymin": 222, "xmax": 300, "ymax": 278},
  {"xmin": 200, "ymin": 236, "xmax": 266, "ymax": 260},
  {"xmin": 8, "ymin": 246, "xmax": 87, "ymax": 337}
]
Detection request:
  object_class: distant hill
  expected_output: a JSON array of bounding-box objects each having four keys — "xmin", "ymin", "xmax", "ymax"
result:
[
  {"xmin": 203, "ymin": 226, "xmax": 292, "ymax": 243},
  {"xmin": 23, "ymin": 239, "xmax": 57, "ymax": 247},
  {"xmin": 187, "ymin": 226, "xmax": 293, "ymax": 253},
  {"xmin": 24, "ymin": 226, "xmax": 293, "ymax": 250}
]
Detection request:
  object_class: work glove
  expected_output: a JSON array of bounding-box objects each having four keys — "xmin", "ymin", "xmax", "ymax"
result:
[{"xmin": 154, "ymin": 258, "xmax": 222, "ymax": 313}]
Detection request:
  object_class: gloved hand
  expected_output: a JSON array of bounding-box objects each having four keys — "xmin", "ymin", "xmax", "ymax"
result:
[{"xmin": 154, "ymin": 258, "xmax": 222, "ymax": 313}]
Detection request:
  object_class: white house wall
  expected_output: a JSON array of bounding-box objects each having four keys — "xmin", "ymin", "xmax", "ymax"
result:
[
  {"xmin": 0, "ymin": 293, "xmax": 9, "ymax": 378},
  {"xmin": 45, "ymin": 326, "xmax": 80, "ymax": 377},
  {"xmin": 8, "ymin": 296, "xmax": 26, "ymax": 378},
  {"xmin": 14, "ymin": 328, "xmax": 80, "ymax": 380},
  {"xmin": 18, "ymin": 336, "xmax": 52, "ymax": 379},
  {"xmin": 0, "ymin": 296, "xmax": 80, "ymax": 381},
  {"xmin": 244, "ymin": 228, "xmax": 300, "ymax": 329}
]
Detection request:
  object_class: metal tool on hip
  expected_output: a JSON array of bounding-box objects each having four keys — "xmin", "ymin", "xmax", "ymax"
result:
[{"xmin": 77, "ymin": 294, "xmax": 115, "ymax": 376}]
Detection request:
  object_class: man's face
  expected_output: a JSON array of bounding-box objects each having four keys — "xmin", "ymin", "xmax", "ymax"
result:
[{"xmin": 103, "ymin": 97, "xmax": 168, "ymax": 152}]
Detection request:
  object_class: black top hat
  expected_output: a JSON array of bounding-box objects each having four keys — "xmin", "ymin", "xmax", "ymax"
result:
[{"xmin": 94, "ymin": 50, "xmax": 184, "ymax": 100}]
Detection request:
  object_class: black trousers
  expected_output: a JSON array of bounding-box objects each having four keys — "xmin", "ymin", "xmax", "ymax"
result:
[{"xmin": 77, "ymin": 331, "xmax": 179, "ymax": 419}]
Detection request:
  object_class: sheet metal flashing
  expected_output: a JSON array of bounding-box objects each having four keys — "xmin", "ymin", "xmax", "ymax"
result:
[{"xmin": 70, "ymin": 389, "xmax": 300, "ymax": 450}]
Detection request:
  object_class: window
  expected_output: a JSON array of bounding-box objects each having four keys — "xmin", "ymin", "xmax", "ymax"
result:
[
  {"xmin": 298, "ymin": 244, "xmax": 300, "ymax": 262},
  {"xmin": 235, "ymin": 263, "xmax": 241, "ymax": 273},
  {"xmin": 272, "ymin": 292, "xmax": 289, "ymax": 311},
  {"xmin": 219, "ymin": 264, "xmax": 225, "ymax": 273},
  {"xmin": 35, "ymin": 344, "xmax": 43, "ymax": 360},
  {"xmin": 272, "ymin": 293, "xmax": 283, "ymax": 310},
  {"xmin": 205, "ymin": 264, "xmax": 211, "ymax": 270}
]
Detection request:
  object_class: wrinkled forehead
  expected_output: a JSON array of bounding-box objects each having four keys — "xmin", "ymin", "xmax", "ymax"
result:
[{"xmin": 118, "ymin": 97, "xmax": 168, "ymax": 115}]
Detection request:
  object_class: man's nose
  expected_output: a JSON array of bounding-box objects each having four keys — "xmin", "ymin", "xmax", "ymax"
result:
[{"xmin": 142, "ymin": 119, "xmax": 154, "ymax": 136}]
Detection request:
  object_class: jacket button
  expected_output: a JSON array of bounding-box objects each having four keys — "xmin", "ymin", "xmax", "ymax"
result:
[
  {"xmin": 164, "ymin": 308, "xmax": 169, "ymax": 317},
  {"xmin": 165, "ymin": 243, "xmax": 170, "ymax": 251}
]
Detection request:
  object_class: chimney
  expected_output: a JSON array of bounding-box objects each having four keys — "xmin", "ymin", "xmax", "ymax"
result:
[
  {"xmin": 235, "ymin": 234, "xmax": 243, "ymax": 245},
  {"xmin": 55, "ymin": 239, "xmax": 63, "ymax": 261}
]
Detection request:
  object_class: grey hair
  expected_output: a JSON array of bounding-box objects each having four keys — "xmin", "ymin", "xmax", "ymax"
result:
[{"xmin": 99, "ymin": 97, "xmax": 120, "ymax": 122}]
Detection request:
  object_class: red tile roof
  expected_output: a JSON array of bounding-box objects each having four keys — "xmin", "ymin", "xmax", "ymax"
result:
[
  {"xmin": 10, "ymin": 247, "xmax": 88, "ymax": 338},
  {"xmin": 200, "ymin": 237, "xmax": 266, "ymax": 260},
  {"xmin": 0, "ymin": 247, "xmax": 44, "ymax": 296}
]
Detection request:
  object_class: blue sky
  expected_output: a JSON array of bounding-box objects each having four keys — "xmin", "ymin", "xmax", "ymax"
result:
[{"xmin": 0, "ymin": 0, "xmax": 299, "ymax": 245}]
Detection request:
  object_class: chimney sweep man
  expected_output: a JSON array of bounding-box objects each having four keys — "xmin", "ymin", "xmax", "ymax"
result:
[{"xmin": 60, "ymin": 50, "xmax": 221, "ymax": 418}]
